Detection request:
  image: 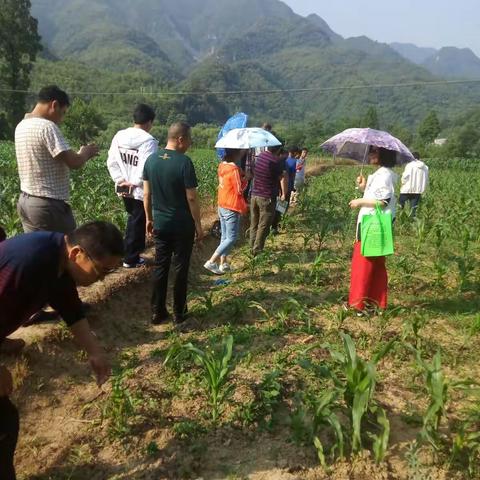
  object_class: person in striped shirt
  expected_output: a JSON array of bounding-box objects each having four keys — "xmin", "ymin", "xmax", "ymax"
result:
[{"xmin": 249, "ymin": 143, "xmax": 287, "ymax": 255}]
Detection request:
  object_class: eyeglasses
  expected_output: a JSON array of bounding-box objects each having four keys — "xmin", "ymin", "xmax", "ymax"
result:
[{"xmin": 82, "ymin": 248, "xmax": 116, "ymax": 279}]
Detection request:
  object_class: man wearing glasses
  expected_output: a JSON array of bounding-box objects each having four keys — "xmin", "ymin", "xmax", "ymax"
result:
[{"xmin": 0, "ymin": 221, "xmax": 123, "ymax": 480}]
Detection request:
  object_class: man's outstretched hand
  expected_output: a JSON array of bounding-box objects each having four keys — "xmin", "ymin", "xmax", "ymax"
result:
[{"xmin": 89, "ymin": 353, "xmax": 111, "ymax": 387}]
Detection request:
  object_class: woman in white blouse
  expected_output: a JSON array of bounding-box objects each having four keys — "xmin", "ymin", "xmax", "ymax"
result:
[{"xmin": 348, "ymin": 146, "xmax": 398, "ymax": 314}]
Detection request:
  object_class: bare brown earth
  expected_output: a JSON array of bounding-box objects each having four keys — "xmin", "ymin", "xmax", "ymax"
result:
[{"xmin": 4, "ymin": 160, "xmax": 475, "ymax": 480}]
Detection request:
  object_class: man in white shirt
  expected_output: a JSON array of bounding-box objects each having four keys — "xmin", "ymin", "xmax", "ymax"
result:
[
  {"xmin": 399, "ymin": 152, "xmax": 429, "ymax": 217},
  {"xmin": 15, "ymin": 85, "xmax": 99, "ymax": 234},
  {"xmin": 107, "ymin": 104, "xmax": 158, "ymax": 268}
]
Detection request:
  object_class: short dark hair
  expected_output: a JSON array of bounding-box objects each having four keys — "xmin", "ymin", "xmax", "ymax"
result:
[
  {"xmin": 168, "ymin": 122, "xmax": 191, "ymax": 140},
  {"xmin": 67, "ymin": 221, "xmax": 124, "ymax": 260},
  {"xmin": 267, "ymin": 131, "xmax": 284, "ymax": 154},
  {"xmin": 376, "ymin": 147, "xmax": 397, "ymax": 168},
  {"xmin": 262, "ymin": 123, "xmax": 272, "ymax": 132},
  {"xmin": 412, "ymin": 151, "xmax": 420, "ymax": 160},
  {"xmin": 268, "ymin": 145, "xmax": 283, "ymax": 154},
  {"xmin": 38, "ymin": 85, "xmax": 70, "ymax": 107},
  {"xmin": 224, "ymin": 148, "xmax": 243, "ymax": 162},
  {"xmin": 133, "ymin": 104, "xmax": 156, "ymax": 125},
  {"xmin": 287, "ymin": 145, "xmax": 299, "ymax": 154},
  {"xmin": 301, "ymin": 147, "xmax": 309, "ymax": 152}
]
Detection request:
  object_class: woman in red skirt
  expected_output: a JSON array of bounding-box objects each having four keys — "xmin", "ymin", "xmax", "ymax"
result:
[{"xmin": 348, "ymin": 147, "xmax": 398, "ymax": 314}]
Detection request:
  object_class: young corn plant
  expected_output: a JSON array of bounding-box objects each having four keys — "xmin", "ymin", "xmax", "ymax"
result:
[
  {"xmin": 308, "ymin": 250, "xmax": 338, "ymax": 286},
  {"xmin": 238, "ymin": 369, "xmax": 283, "ymax": 430},
  {"xmin": 102, "ymin": 370, "xmax": 137, "ymax": 439},
  {"xmin": 284, "ymin": 297, "xmax": 312, "ymax": 333},
  {"xmin": 450, "ymin": 406, "xmax": 480, "ymax": 478},
  {"xmin": 402, "ymin": 311, "xmax": 430, "ymax": 351},
  {"xmin": 246, "ymin": 249, "xmax": 271, "ymax": 276},
  {"xmin": 311, "ymin": 390, "xmax": 345, "ymax": 468},
  {"xmin": 368, "ymin": 406, "xmax": 391, "ymax": 464},
  {"xmin": 299, "ymin": 334, "xmax": 394, "ymax": 464},
  {"xmin": 165, "ymin": 335, "xmax": 235, "ymax": 423},
  {"xmin": 256, "ymin": 369, "xmax": 283, "ymax": 429},
  {"xmin": 412, "ymin": 347, "xmax": 479, "ymax": 451},
  {"xmin": 326, "ymin": 333, "xmax": 395, "ymax": 454},
  {"xmin": 224, "ymin": 297, "xmax": 250, "ymax": 321},
  {"xmin": 414, "ymin": 350, "xmax": 448, "ymax": 449}
]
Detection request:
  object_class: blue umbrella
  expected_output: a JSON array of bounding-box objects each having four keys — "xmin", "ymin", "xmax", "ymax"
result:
[{"xmin": 216, "ymin": 112, "xmax": 248, "ymax": 160}]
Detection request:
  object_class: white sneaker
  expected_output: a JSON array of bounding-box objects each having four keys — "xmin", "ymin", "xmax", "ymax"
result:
[
  {"xmin": 204, "ymin": 261, "xmax": 222, "ymax": 275},
  {"xmin": 219, "ymin": 263, "xmax": 232, "ymax": 273}
]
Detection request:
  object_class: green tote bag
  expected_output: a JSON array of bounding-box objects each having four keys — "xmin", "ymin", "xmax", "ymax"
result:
[{"xmin": 360, "ymin": 204, "xmax": 394, "ymax": 257}]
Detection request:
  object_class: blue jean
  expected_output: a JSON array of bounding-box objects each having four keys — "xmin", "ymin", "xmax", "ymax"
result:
[{"xmin": 214, "ymin": 207, "xmax": 241, "ymax": 258}]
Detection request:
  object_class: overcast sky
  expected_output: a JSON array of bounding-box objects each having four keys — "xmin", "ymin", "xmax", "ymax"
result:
[{"xmin": 283, "ymin": 0, "xmax": 480, "ymax": 56}]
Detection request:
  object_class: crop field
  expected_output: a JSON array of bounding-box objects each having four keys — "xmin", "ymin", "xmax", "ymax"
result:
[
  {"xmin": 1, "ymin": 142, "xmax": 480, "ymax": 479},
  {"xmin": 0, "ymin": 142, "xmax": 219, "ymax": 235}
]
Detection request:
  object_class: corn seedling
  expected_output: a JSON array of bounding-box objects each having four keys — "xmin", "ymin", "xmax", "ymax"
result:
[
  {"xmin": 414, "ymin": 350, "xmax": 448, "ymax": 448},
  {"xmin": 165, "ymin": 335, "xmax": 235, "ymax": 422},
  {"xmin": 239, "ymin": 369, "xmax": 283, "ymax": 429},
  {"xmin": 450, "ymin": 406, "xmax": 480, "ymax": 477},
  {"xmin": 368, "ymin": 406, "xmax": 391, "ymax": 464},
  {"xmin": 324, "ymin": 333, "xmax": 395, "ymax": 453},
  {"xmin": 413, "ymin": 349, "xmax": 478, "ymax": 450},
  {"xmin": 311, "ymin": 390, "xmax": 344, "ymax": 467},
  {"xmin": 224, "ymin": 297, "xmax": 250, "ymax": 321},
  {"xmin": 102, "ymin": 370, "xmax": 137, "ymax": 439},
  {"xmin": 402, "ymin": 312, "xmax": 430, "ymax": 350}
]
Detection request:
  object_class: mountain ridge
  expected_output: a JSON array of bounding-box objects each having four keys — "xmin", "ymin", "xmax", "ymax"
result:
[
  {"xmin": 391, "ymin": 42, "xmax": 480, "ymax": 79},
  {"xmin": 423, "ymin": 46, "xmax": 480, "ymax": 79},
  {"xmin": 28, "ymin": 0, "xmax": 480, "ymax": 126}
]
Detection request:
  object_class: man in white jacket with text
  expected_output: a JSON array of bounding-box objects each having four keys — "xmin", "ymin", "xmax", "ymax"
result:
[
  {"xmin": 107, "ymin": 104, "xmax": 158, "ymax": 267},
  {"xmin": 399, "ymin": 152, "xmax": 429, "ymax": 217}
]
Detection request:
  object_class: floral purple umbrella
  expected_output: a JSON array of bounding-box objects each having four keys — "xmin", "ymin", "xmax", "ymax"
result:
[{"xmin": 321, "ymin": 128, "xmax": 415, "ymax": 165}]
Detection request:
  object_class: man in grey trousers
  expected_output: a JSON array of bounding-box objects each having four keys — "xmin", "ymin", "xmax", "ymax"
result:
[{"xmin": 15, "ymin": 85, "xmax": 98, "ymax": 234}]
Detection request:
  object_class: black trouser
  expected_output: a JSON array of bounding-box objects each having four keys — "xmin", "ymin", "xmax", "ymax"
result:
[
  {"xmin": 152, "ymin": 229, "xmax": 195, "ymax": 320},
  {"xmin": 123, "ymin": 197, "xmax": 146, "ymax": 265},
  {"xmin": 0, "ymin": 397, "xmax": 19, "ymax": 480},
  {"xmin": 399, "ymin": 193, "xmax": 422, "ymax": 217}
]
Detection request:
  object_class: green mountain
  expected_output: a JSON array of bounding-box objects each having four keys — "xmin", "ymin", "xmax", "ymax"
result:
[
  {"xmin": 31, "ymin": 0, "xmax": 300, "ymax": 73},
  {"xmin": 31, "ymin": 0, "xmax": 181, "ymax": 80},
  {"xmin": 390, "ymin": 42, "xmax": 437, "ymax": 65},
  {"xmin": 391, "ymin": 43, "xmax": 480, "ymax": 80},
  {"xmin": 29, "ymin": 0, "xmax": 480, "ymax": 127},
  {"xmin": 422, "ymin": 47, "xmax": 480, "ymax": 79}
]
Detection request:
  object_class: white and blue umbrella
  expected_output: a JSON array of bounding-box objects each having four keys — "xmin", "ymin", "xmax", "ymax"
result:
[{"xmin": 215, "ymin": 128, "xmax": 281, "ymax": 150}]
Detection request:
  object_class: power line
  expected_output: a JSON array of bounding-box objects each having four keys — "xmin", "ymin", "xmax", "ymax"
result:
[{"xmin": 1, "ymin": 78, "xmax": 480, "ymax": 97}]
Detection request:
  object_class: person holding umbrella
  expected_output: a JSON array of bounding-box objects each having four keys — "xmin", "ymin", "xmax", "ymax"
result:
[
  {"xmin": 214, "ymin": 128, "xmax": 283, "ymax": 256},
  {"xmin": 322, "ymin": 128, "xmax": 414, "ymax": 314},
  {"xmin": 204, "ymin": 149, "xmax": 249, "ymax": 274},
  {"xmin": 348, "ymin": 146, "xmax": 398, "ymax": 313}
]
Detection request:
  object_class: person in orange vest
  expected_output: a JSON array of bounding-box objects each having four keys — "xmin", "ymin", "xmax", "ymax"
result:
[{"xmin": 204, "ymin": 149, "xmax": 249, "ymax": 274}]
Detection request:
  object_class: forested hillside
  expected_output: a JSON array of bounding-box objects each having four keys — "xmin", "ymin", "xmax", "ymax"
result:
[{"xmin": 7, "ymin": 0, "xmax": 480, "ymax": 133}]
